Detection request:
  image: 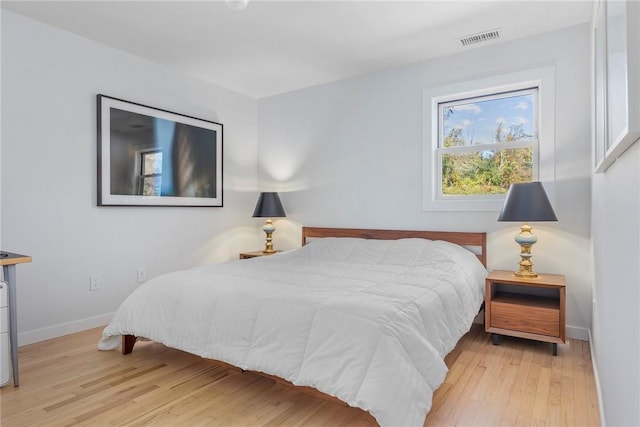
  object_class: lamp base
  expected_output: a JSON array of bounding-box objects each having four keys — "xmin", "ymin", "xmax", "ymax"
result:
[
  {"xmin": 514, "ymin": 266, "xmax": 538, "ymax": 278},
  {"xmin": 262, "ymin": 219, "xmax": 276, "ymax": 254},
  {"xmin": 514, "ymin": 223, "xmax": 538, "ymax": 278}
]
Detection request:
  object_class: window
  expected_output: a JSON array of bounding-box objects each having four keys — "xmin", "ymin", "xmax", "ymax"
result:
[
  {"xmin": 437, "ymin": 88, "xmax": 538, "ymax": 197},
  {"xmin": 423, "ymin": 66, "xmax": 555, "ymax": 211},
  {"xmin": 139, "ymin": 149, "xmax": 163, "ymax": 196}
]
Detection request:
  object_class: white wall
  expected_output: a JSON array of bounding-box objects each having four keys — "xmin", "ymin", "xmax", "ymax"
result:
[
  {"xmin": 1, "ymin": 11, "xmax": 261, "ymax": 344},
  {"xmin": 591, "ymin": 116, "xmax": 640, "ymax": 425},
  {"xmin": 258, "ymin": 24, "xmax": 593, "ymax": 338}
]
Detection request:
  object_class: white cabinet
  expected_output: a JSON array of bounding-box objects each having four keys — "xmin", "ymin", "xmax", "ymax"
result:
[{"xmin": 0, "ymin": 282, "xmax": 9, "ymax": 386}]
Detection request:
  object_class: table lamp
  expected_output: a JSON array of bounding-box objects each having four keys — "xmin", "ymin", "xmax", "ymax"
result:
[
  {"xmin": 498, "ymin": 182, "xmax": 557, "ymax": 278},
  {"xmin": 252, "ymin": 192, "xmax": 286, "ymax": 254}
]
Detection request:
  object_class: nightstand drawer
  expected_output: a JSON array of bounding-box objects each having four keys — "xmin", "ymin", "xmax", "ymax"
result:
[{"xmin": 491, "ymin": 301, "xmax": 559, "ymax": 337}]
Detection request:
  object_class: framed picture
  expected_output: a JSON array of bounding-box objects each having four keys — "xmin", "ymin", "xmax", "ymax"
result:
[
  {"xmin": 97, "ymin": 95, "xmax": 223, "ymax": 206},
  {"xmin": 594, "ymin": 0, "xmax": 640, "ymax": 173}
]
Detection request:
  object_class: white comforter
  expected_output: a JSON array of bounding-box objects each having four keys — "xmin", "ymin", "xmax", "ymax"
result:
[{"xmin": 99, "ymin": 237, "xmax": 487, "ymax": 426}]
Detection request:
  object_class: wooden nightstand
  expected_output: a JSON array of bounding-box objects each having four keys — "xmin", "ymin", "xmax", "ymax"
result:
[
  {"xmin": 239, "ymin": 250, "xmax": 281, "ymax": 259},
  {"xmin": 485, "ymin": 269, "xmax": 566, "ymax": 355}
]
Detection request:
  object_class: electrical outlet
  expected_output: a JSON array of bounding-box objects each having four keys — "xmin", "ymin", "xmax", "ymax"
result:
[
  {"xmin": 137, "ymin": 268, "xmax": 147, "ymax": 283},
  {"xmin": 90, "ymin": 274, "xmax": 101, "ymax": 291}
]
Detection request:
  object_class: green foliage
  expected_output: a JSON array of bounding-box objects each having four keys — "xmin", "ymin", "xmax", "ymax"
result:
[{"xmin": 441, "ymin": 122, "xmax": 533, "ymax": 196}]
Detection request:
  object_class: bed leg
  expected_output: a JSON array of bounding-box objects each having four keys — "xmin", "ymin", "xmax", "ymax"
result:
[
  {"xmin": 492, "ymin": 333, "xmax": 500, "ymax": 346},
  {"xmin": 122, "ymin": 335, "xmax": 137, "ymax": 355},
  {"xmin": 552, "ymin": 343, "xmax": 558, "ymax": 356}
]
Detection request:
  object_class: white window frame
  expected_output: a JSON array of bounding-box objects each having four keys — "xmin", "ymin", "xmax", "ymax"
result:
[{"xmin": 423, "ymin": 66, "xmax": 556, "ymax": 211}]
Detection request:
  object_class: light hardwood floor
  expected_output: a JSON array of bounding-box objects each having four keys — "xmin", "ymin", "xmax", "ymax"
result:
[{"xmin": 1, "ymin": 324, "xmax": 600, "ymax": 426}]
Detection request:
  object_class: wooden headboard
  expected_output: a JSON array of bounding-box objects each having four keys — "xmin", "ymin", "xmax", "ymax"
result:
[{"xmin": 301, "ymin": 226, "xmax": 487, "ymax": 267}]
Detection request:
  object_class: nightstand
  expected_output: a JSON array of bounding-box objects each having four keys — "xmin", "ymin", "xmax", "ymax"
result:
[
  {"xmin": 485, "ymin": 269, "xmax": 566, "ymax": 355},
  {"xmin": 239, "ymin": 250, "xmax": 281, "ymax": 259}
]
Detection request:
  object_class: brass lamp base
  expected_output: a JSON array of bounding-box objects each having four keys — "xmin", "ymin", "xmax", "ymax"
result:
[
  {"xmin": 514, "ymin": 223, "xmax": 538, "ymax": 278},
  {"xmin": 515, "ymin": 259, "xmax": 538, "ymax": 278},
  {"xmin": 262, "ymin": 218, "xmax": 276, "ymax": 254}
]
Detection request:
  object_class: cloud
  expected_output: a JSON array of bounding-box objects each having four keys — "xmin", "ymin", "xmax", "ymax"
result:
[
  {"xmin": 450, "ymin": 119, "xmax": 474, "ymax": 131},
  {"xmin": 496, "ymin": 117, "xmax": 506, "ymax": 124},
  {"xmin": 453, "ymin": 103, "xmax": 482, "ymax": 114},
  {"xmin": 516, "ymin": 101, "xmax": 528, "ymax": 110},
  {"xmin": 516, "ymin": 116, "xmax": 528, "ymax": 125}
]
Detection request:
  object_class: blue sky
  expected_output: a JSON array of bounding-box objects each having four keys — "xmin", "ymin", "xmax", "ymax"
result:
[{"xmin": 442, "ymin": 92, "xmax": 536, "ymax": 145}]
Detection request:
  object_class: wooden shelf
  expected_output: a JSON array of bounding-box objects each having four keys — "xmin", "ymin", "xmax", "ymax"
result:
[
  {"xmin": 0, "ymin": 252, "xmax": 32, "ymax": 266},
  {"xmin": 492, "ymin": 292, "xmax": 560, "ymax": 310}
]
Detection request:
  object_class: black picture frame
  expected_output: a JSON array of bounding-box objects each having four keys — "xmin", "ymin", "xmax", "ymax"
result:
[{"xmin": 97, "ymin": 94, "xmax": 223, "ymax": 206}]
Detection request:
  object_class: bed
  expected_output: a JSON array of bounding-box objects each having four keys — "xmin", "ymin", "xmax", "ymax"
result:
[{"xmin": 98, "ymin": 227, "xmax": 487, "ymax": 426}]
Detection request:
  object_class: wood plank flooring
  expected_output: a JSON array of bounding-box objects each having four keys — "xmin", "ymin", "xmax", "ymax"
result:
[{"xmin": 0, "ymin": 324, "xmax": 600, "ymax": 426}]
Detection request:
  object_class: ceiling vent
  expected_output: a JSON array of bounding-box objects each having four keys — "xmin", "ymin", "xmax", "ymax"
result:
[{"xmin": 460, "ymin": 29, "xmax": 500, "ymax": 47}]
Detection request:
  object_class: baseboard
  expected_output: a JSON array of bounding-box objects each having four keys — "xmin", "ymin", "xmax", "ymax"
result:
[
  {"xmin": 566, "ymin": 325, "xmax": 589, "ymax": 341},
  {"xmin": 18, "ymin": 312, "xmax": 114, "ymax": 346},
  {"xmin": 588, "ymin": 328, "xmax": 607, "ymax": 426}
]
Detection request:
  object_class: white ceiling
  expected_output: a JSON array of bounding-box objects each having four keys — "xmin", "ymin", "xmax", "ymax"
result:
[{"xmin": 2, "ymin": 0, "xmax": 594, "ymax": 98}]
